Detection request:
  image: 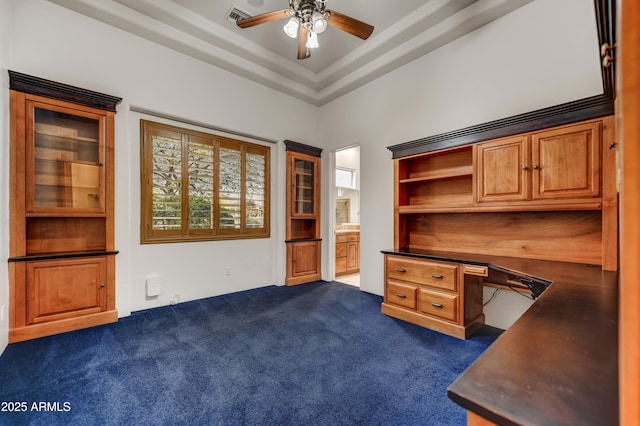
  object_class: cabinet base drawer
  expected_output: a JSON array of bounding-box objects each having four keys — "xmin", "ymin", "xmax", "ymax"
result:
[
  {"xmin": 386, "ymin": 256, "xmax": 458, "ymax": 291},
  {"xmin": 386, "ymin": 281, "xmax": 418, "ymax": 309},
  {"xmin": 418, "ymin": 288, "xmax": 458, "ymax": 323},
  {"xmin": 381, "ymin": 303, "xmax": 484, "ymax": 340}
]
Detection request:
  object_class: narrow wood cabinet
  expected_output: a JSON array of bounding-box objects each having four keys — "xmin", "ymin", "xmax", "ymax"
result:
[
  {"xmin": 336, "ymin": 232, "xmax": 359, "ymax": 276},
  {"xmin": 284, "ymin": 140, "xmax": 322, "ymax": 285},
  {"xmin": 8, "ymin": 71, "xmax": 121, "ymax": 342}
]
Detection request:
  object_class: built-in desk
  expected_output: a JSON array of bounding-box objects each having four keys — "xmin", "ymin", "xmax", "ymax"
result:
[{"xmin": 382, "ymin": 249, "xmax": 618, "ymax": 426}]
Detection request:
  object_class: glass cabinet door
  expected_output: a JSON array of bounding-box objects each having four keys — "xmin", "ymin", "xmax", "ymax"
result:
[
  {"xmin": 26, "ymin": 102, "xmax": 105, "ymax": 213},
  {"xmin": 293, "ymin": 158, "xmax": 316, "ymax": 216}
]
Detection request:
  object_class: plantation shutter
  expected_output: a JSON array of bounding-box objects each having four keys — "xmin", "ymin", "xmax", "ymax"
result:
[
  {"xmin": 219, "ymin": 143, "xmax": 242, "ymax": 230},
  {"xmin": 141, "ymin": 120, "xmax": 270, "ymax": 243},
  {"xmin": 187, "ymin": 135, "xmax": 215, "ymax": 231},
  {"xmin": 150, "ymin": 128, "xmax": 182, "ymax": 233},
  {"xmin": 245, "ymin": 147, "xmax": 267, "ymax": 229}
]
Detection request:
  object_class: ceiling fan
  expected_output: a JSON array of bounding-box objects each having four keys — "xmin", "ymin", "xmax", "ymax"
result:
[{"xmin": 236, "ymin": 0, "xmax": 374, "ymax": 60}]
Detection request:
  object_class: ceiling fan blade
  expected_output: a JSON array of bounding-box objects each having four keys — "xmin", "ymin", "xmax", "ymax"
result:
[
  {"xmin": 298, "ymin": 26, "xmax": 310, "ymax": 60},
  {"xmin": 327, "ymin": 10, "xmax": 374, "ymax": 40},
  {"xmin": 236, "ymin": 9, "xmax": 289, "ymax": 29}
]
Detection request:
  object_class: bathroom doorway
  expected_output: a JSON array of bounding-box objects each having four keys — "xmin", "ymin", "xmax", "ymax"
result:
[{"xmin": 334, "ymin": 146, "xmax": 360, "ymax": 287}]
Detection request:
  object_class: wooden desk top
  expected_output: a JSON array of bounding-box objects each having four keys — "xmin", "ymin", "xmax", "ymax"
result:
[{"xmin": 382, "ymin": 249, "xmax": 619, "ymax": 426}]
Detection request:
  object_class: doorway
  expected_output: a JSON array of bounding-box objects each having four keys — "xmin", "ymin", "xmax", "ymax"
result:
[{"xmin": 334, "ymin": 146, "xmax": 360, "ymax": 287}]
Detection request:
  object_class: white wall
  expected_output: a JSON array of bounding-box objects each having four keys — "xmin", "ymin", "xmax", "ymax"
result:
[
  {"xmin": 318, "ymin": 0, "xmax": 603, "ymax": 329},
  {"xmin": 0, "ymin": 0, "xmax": 12, "ymax": 354},
  {"xmin": 8, "ymin": 0, "xmax": 318, "ymax": 317}
]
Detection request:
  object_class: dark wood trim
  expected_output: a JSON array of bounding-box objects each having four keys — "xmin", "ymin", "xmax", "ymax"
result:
[
  {"xmin": 285, "ymin": 238, "xmax": 323, "ymax": 243},
  {"xmin": 283, "ymin": 140, "xmax": 323, "ymax": 157},
  {"xmin": 388, "ymin": 95, "xmax": 613, "ymax": 158},
  {"xmin": 8, "ymin": 70, "xmax": 122, "ymax": 113},
  {"xmin": 8, "ymin": 250, "xmax": 120, "ymax": 262},
  {"xmin": 388, "ymin": 0, "xmax": 615, "ymax": 159}
]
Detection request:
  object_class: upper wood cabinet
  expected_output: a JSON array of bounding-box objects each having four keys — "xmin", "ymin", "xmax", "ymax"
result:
[
  {"xmin": 476, "ymin": 135, "xmax": 530, "ymax": 202},
  {"xmin": 393, "ymin": 116, "xmax": 617, "ymax": 270},
  {"xmin": 25, "ymin": 98, "xmax": 107, "ymax": 214},
  {"xmin": 290, "ymin": 152, "xmax": 319, "ymax": 219},
  {"xmin": 476, "ymin": 121, "xmax": 601, "ymax": 203},
  {"xmin": 532, "ymin": 121, "xmax": 601, "ymax": 200}
]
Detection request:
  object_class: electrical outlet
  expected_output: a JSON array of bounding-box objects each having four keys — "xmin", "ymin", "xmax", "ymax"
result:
[
  {"xmin": 225, "ymin": 267, "xmax": 231, "ymax": 276},
  {"xmin": 170, "ymin": 294, "xmax": 180, "ymax": 305},
  {"xmin": 0, "ymin": 305, "xmax": 5, "ymax": 321}
]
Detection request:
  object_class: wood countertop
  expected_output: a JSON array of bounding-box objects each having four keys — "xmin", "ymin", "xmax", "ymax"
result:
[{"xmin": 381, "ymin": 249, "xmax": 618, "ymax": 426}]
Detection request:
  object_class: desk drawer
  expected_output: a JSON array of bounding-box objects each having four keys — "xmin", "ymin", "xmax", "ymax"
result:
[
  {"xmin": 387, "ymin": 281, "xmax": 417, "ymax": 310},
  {"xmin": 418, "ymin": 288, "xmax": 458, "ymax": 322},
  {"xmin": 386, "ymin": 256, "xmax": 458, "ymax": 291}
]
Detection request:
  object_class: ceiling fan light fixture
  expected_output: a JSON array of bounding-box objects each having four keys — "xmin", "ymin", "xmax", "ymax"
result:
[
  {"xmin": 311, "ymin": 11, "xmax": 327, "ymax": 33},
  {"xmin": 306, "ymin": 31, "xmax": 319, "ymax": 49},
  {"xmin": 283, "ymin": 17, "xmax": 299, "ymax": 38}
]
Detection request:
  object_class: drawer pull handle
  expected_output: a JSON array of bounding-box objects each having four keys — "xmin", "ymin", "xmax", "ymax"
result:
[
  {"xmin": 431, "ymin": 302, "xmax": 443, "ymax": 308},
  {"xmin": 396, "ymin": 293, "xmax": 406, "ymax": 299},
  {"xmin": 431, "ymin": 274, "xmax": 443, "ymax": 279},
  {"xmin": 396, "ymin": 268, "xmax": 406, "ymax": 273}
]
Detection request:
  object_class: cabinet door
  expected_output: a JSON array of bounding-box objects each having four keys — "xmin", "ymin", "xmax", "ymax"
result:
[
  {"xmin": 532, "ymin": 122, "xmax": 601, "ymax": 200},
  {"xmin": 290, "ymin": 155, "xmax": 319, "ymax": 217},
  {"xmin": 335, "ymin": 242, "xmax": 347, "ymax": 274},
  {"xmin": 26, "ymin": 257, "xmax": 107, "ymax": 325},
  {"xmin": 286, "ymin": 240, "xmax": 321, "ymax": 284},
  {"xmin": 476, "ymin": 136, "xmax": 530, "ymax": 202},
  {"xmin": 346, "ymin": 241, "xmax": 359, "ymax": 271},
  {"xmin": 25, "ymin": 100, "xmax": 106, "ymax": 214}
]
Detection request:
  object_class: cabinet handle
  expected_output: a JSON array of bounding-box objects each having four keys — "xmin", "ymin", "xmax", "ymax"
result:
[
  {"xmin": 100, "ymin": 283, "xmax": 105, "ymax": 288},
  {"xmin": 396, "ymin": 293, "xmax": 406, "ymax": 299},
  {"xmin": 522, "ymin": 166, "xmax": 528, "ymax": 170},
  {"xmin": 396, "ymin": 268, "xmax": 406, "ymax": 273},
  {"xmin": 431, "ymin": 274, "xmax": 443, "ymax": 279},
  {"xmin": 431, "ymin": 302, "xmax": 443, "ymax": 308},
  {"xmin": 98, "ymin": 162, "xmax": 104, "ymax": 167},
  {"xmin": 533, "ymin": 165, "xmax": 540, "ymax": 169},
  {"xmin": 88, "ymin": 193, "xmax": 99, "ymax": 200}
]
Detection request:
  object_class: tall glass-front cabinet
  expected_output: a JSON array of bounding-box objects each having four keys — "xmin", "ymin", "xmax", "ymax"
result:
[
  {"xmin": 284, "ymin": 140, "xmax": 322, "ymax": 285},
  {"xmin": 8, "ymin": 71, "xmax": 122, "ymax": 342}
]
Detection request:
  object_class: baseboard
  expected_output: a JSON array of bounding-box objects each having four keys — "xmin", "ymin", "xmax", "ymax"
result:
[{"xmin": 9, "ymin": 310, "xmax": 118, "ymax": 343}]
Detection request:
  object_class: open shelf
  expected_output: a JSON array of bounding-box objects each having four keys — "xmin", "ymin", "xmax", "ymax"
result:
[
  {"xmin": 399, "ymin": 146, "xmax": 472, "ymax": 180},
  {"xmin": 397, "ymin": 146, "xmax": 473, "ymax": 209}
]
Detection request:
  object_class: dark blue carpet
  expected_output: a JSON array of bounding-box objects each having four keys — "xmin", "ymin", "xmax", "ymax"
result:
[{"xmin": 0, "ymin": 281, "xmax": 499, "ymax": 425}]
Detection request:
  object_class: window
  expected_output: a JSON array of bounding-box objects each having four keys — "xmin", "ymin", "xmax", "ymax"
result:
[
  {"xmin": 141, "ymin": 120, "xmax": 270, "ymax": 243},
  {"xmin": 335, "ymin": 167, "xmax": 356, "ymax": 189}
]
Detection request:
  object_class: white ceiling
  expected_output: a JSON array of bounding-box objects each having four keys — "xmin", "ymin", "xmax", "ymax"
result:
[{"xmin": 48, "ymin": 0, "xmax": 535, "ymax": 105}]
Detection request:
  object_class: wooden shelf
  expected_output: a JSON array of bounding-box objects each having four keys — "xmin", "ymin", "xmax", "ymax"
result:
[
  {"xmin": 399, "ymin": 165, "xmax": 472, "ymax": 183},
  {"xmin": 399, "ymin": 200, "xmax": 603, "ymax": 214},
  {"xmin": 36, "ymin": 131, "xmax": 98, "ymax": 144}
]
